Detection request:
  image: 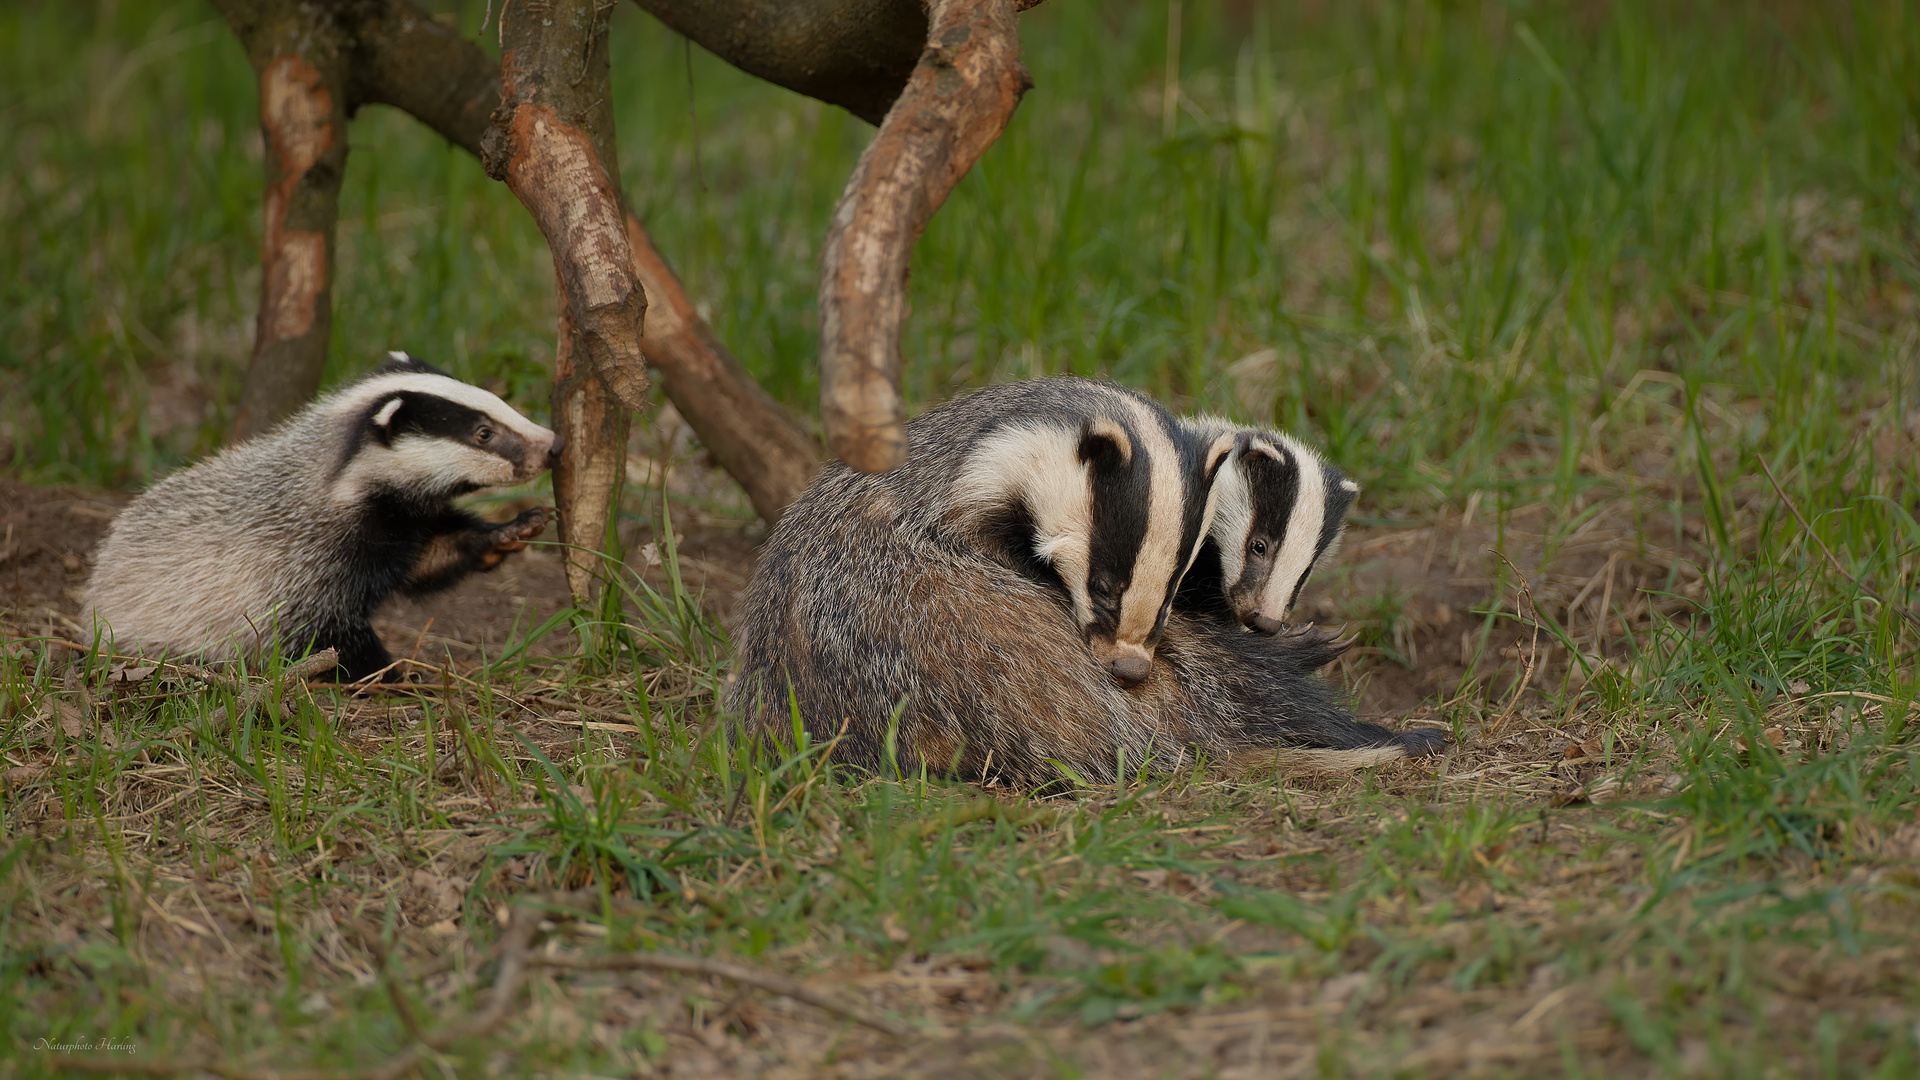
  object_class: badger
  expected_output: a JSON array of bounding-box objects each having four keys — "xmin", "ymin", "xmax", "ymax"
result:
[
  {"xmin": 727, "ymin": 379, "xmax": 1440, "ymax": 786},
  {"xmin": 83, "ymin": 353, "xmax": 560, "ymax": 681},
  {"xmin": 1176, "ymin": 418, "xmax": 1360, "ymax": 633},
  {"xmin": 832, "ymin": 376, "xmax": 1232, "ymax": 684}
]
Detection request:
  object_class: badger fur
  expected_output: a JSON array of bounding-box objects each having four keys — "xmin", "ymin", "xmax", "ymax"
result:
[
  {"xmin": 832, "ymin": 377, "xmax": 1231, "ymax": 684},
  {"xmin": 84, "ymin": 353, "xmax": 560, "ymax": 681},
  {"xmin": 728, "ymin": 381, "xmax": 1439, "ymax": 786},
  {"xmin": 1177, "ymin": 418, "xmax": 1361, "ymax": 634}
]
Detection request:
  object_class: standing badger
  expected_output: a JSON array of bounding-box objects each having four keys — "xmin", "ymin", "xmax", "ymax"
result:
[
  {"xmin": 1177, "ymin": 418, "xmax": 1360, "ymax": 634},
  {"xmin": 728, "ymin": 380, "xmax": 1437, "ymax": 785},
  {"xmin": 84, "ymin": 353, "xmax": 560, "ymax": 681}
]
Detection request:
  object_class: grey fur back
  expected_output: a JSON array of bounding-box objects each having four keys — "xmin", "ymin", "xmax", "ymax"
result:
[{"xmin": 85, "ymin": 400, "xmax": 382, "ymax": 661}]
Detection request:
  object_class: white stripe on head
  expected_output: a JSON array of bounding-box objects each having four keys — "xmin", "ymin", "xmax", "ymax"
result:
[
  {"xmin": 1111, "ymin": 394, "xmax": 1186, "ymax": 654},
  {"xmin": 1255, "ymin": 432, "xmax": 1327, "ymax": 621},
  {"xmin": 954, "ymin": 422, "xmax": 1097, "ymax": 628},
  {"xmin": 324, "ymin": 371, "xmax": 556, "ymax": 446}
]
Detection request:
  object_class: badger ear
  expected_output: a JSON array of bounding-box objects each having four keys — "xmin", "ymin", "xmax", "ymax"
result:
[
  {"xmin": 368, "ymin": 395, "xmax": 405, "ymax": 446},
  {"xmin": 1077, "ymin": 417, "xmax": 1133, "ymax": 470},
  {"xmin": 1239, "ymin": 435, "xmax": 1288, "ymax": 466},
  {"xmin": 1202, "ymin": 432, "xmax": 1236, "ymax": 486}
]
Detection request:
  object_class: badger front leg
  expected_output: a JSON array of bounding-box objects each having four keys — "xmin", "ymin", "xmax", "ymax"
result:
[{"xmin": 401, "ymin": 507, "xmax": 554, "ymax": 597}]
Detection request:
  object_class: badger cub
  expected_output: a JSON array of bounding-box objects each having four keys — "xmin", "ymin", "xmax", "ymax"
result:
[
  {"xmin": 1177, "ymin": 418, "xmax": 1360, "ymax": 633},
  {"xmin": 84, "ymin": 353, "xmax": 560, "ymax": 681}
]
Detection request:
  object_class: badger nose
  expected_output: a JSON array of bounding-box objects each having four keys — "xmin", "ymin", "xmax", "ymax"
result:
[
  {"xmin": 1244, "ymin": 611, "xmax": 1284, "ymax": 634},
  {"xmin": 547, "ymin": 433, "xmax": 566, "ymax": 466},
  {"xmin": 1108, "ymin": 655, "xmax": 1151, "ymax": 684}
]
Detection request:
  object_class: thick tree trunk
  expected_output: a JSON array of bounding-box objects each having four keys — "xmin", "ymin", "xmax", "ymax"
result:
[
  {"xmin": 212, "ymin": 0, "xmax": 352, "ymax": 442},
  {"xmin": 482, "ymin": 0, "xmax": 642, "ymax": 602},
  {"xmin": 818, "ymin": 0, "xmax": 1034, "ymax": 472}
]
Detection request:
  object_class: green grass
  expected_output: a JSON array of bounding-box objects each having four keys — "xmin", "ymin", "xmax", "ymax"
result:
[{"xmin": 6, "ymin": 0, "xmax": 1920, "ymax": 1075}]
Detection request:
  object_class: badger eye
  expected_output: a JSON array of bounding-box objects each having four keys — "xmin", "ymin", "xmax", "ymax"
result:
[
  {"xmin": 476, "ymin": 426, "xmax": 494, "ymax": 444},
  {"xmin": 1250, "ymin": 539, "xmax": 1269, "ymax": 558}
]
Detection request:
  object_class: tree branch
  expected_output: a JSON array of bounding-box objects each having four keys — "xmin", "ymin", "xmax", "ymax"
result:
[
  {"xmin": 628, "ymin": 0, "xmax": 929, "ymax": 125},
  {"xmin": 351, "ymin": 0, "xmax": 824, "ymax": 522},
  {"xmin": 211, "ymin": 0, "xmax": 353, "ymax": 441},
  {"xmin": 624, "ymin": 214, "xmax": 823, "ymax": 521},
  {"xmin": 817, "ymin": 0, "xmax": 1033, "ymax": 471}
]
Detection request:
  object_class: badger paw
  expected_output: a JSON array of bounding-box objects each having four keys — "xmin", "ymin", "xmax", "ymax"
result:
[
  {"xmin": 477, "ymin": 507, "xmax": 554, "ymax": 570},
  {"xmin": 492, "ymin": 507, "xmax": 554, "ymax": 551}
]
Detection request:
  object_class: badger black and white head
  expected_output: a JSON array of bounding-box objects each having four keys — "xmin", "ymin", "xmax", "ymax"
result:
[
  {"xmin": 949, "ymin": 384, "xmax": 1235, "ymax": 684},
  {"xmin": 83, "ymin": 352, "xmax": 560, "ymax": 681},
  {"xmin": 333, "ymin": 351, "xmax": 558, "ymax": 504},
  {"xmin": 1179, "ymin": 419, "xmax": 1359, "ymax": 633}
]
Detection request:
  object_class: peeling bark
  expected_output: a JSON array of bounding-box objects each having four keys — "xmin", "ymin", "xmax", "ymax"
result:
[
  {"xmin": 484, "ymin": 2, "xmax": 651, "ymax": 416},
  {"xmin": 213, "ymin": 1, "xmax": 351, "ymax": 442},
  {"xmin": 818, "ymin": 0, "xmax": 1034, "ymax": 472},
  {"xmin": 480, "ymin": 0, "xmax": 643, "ymax": 602},
  {"xmin": 625, "ymin": 214, "xmax": 824, "ymax": 521},
  {"xmin": 346, "ymin": 0, "xmax": 824, "ymax": 521},
  {"xmin": 549, "ymin": 283, "xmax": 633, "ymax": 602}
]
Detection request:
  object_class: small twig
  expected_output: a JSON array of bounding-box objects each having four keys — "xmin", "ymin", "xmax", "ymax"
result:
[
  {"xmin": 163, "ymin": 649, "xmax": 341, "ymax": 743},
  {"xmin": 1759, "ymin": 456, "xmax": 1920, "ymax": 634},
  {"xmin": 535, "ymin": 951, "xmax": 924, "ymax": 1039},
  {"xmin": 1486, "ymin": 550, "xmax": 1543, "ymax": 737}
]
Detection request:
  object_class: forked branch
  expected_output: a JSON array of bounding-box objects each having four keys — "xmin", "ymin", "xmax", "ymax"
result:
[{"xmin": 818, "ymin": 0, "xmax": 1035, "ymax": 471}]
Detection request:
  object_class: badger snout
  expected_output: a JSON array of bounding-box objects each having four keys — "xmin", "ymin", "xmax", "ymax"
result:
[
  {"xmin": 1090, "ymin": 636, "xmax": 1155, "ymax": 686},
  {"xmin": 546, "ymin": 432, "xmax": 566, "ymax": 467}
]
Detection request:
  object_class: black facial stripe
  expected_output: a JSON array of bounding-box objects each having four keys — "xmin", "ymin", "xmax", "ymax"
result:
[
  {"xmin": 1243, "ymin": 445, "xmax": 1302, "ymax": 568},
  {"xmin": 1083, "ymin": 422, "xmax": 1153, "ymax": 630},
  {"xmin": 385, "ymin": 392, "xmax": 527, "ymax": 461}
]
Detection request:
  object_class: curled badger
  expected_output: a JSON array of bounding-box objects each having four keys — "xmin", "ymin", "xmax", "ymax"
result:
[{"xmin": 728, "ymin": 377, "xmax": 1444, "ymax": 786}]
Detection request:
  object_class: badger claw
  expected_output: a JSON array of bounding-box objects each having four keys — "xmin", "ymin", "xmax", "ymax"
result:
[{"xmin": 491, "ymin": 507, "xmax": 554, "ymax": 553}]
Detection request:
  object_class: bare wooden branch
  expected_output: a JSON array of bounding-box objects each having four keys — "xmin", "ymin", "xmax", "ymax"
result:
[
  {"xmin": 625, "ymin": 213, "xmax": 824, "ymax": 521},
  {"xmin": 211, "ymin": 0, "xmax": 352, "ymax": 441},
  {"xmin": 350, "ymin": 0, "xmax": 823, "ymax": 522},
  {"xmin": 817, "ymin": 0, "xmax": 1033, "ymax": 471},
  {"xmin": 549, "ymin": 280, "xmax": 632, "ymax": 601},
  {"xmin": 483, "ymin": 0, "xmax": 651, "ymax": 416},
  {"xmin": 481, "ymin": 0, "xmax": 645, "ymax": 602},
  {"xmin": 629, "ymin": 0, "xmax": 928, "ymax": 125}
]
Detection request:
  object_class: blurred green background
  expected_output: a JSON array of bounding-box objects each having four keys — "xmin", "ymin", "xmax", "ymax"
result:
[{"xmin": 3, "ymin": 0, "xmax": 1915, "ymax": 518}]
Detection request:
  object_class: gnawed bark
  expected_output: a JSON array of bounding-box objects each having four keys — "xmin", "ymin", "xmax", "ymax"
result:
[
  {"xmin": 818, "ymin": 0, "xmax": 1033, "ymax": 472},
  {"xmin": 625, "ymin": 214, "xmax": 824, "ymax": 522},
  {"xmin": 482, "ymin": 0, "xmax": 642, "ymax": 602},
  {"xmin": 483, "ymin": 1, "xmax": 651, "ymax": 416},
  {"xmin": 550, "ymin": 286, "xmax": 633, "ymax": 602},
  {"xmin": 212, "ymin": 0, "xmax": 351, "ymax": 442}
]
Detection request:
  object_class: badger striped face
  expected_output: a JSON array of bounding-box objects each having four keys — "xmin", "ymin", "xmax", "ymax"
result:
[
  {"xmin": 956, "ymin": 397, "xmax": 1234, "ymax": 685},
  {"xmin": 1213, "ymin": 431, "xmax": 1358, "ymax": 633},
  {"xmin": 329, "ymin": 353, "xmax": 559, "ymax": 504}
]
